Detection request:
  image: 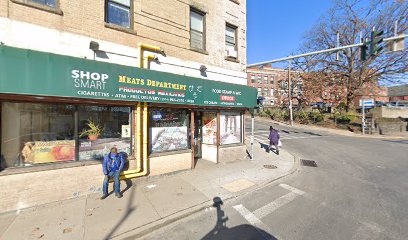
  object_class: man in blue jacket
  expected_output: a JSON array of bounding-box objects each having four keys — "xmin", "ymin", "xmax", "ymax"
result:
[{"xmin": 101, "ymin": 147, "xmax": 124, "ymax": 199}]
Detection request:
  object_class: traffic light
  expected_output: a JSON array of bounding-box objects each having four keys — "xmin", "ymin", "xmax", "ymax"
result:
[
  {"xmin": 360, "ymin": 42, "xmax": 369, "ymax": 61},
  {"xmin": 370, "ymin": 30, "xmax": 384, "ymax": 56}
]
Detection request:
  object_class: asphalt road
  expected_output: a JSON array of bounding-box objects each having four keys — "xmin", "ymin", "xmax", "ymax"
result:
[{"xmin": 139, "ymin": 119, "xmax": 408, "ymax": 240}]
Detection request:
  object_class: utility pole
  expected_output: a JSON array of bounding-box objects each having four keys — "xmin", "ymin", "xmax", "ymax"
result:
[
  {"xmin": 288, "ymin": 59, "xmax": 293, "ymax": 126},
  {"xmin": 362, "ymin": 100, "xmax": 365, "ymax": 135},
  {"xmin": 251, "ymin": 109, "xmax": 255, "ymax": 160}
]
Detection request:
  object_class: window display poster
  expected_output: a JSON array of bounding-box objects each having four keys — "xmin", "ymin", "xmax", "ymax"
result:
[
  {"xmin": 79, "ymin": 138, "xmax": 131, "ymax": 160},
  {"xmin": 220, "ymin": 114, "xmax": 241, "ymax": 145},
  {"xmin": 122, "ymin": 125, "xmax": 131, "ymax": 138},
  {"xmin": 22, "ymin": 140, "xmax": 75, "ymax": 164},
  {"xmin": 151, "ymin": 127, "xmax": 188, "ymax": 153},
  {"xmin": 202, "ymin": 112, "xmax": 217, "ymax": 145}
]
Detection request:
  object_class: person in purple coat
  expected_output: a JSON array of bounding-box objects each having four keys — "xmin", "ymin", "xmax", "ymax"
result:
[{"xmin": 268, "ymin": 126, "xmax": 280, "ymax": 155}]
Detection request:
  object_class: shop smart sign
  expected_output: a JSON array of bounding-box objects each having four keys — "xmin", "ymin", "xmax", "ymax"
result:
[{"xmin": 0, "ymin": 46, "xmax": 256, "ymax": 108}]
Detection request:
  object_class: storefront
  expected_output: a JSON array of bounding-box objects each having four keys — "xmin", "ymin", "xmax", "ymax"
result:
[{"xmin": 0, "ymin": 45, "xmax": 256, "ymax": 211}]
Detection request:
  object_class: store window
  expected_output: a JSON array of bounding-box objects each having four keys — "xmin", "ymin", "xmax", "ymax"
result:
[
  {"xmin": 202, "ymin": 112, "xmax": 217, "ymax": 145},
  {"xmin": 106, "ymin": 0, "xmax": 131, "ymax": 28},
  {"xmin": 220, "ymin": 112, "xmax": 242, "ymax": 145},
  {"xmin": 1, "ymin": 103, "xmax": 75, "ymax": 169},
  {"xmin": 149, "ymin": 108, "xmax": 189, "ymax": 153},
  {"xmin": 78, "ymin": 106, "xmax": 131, "ymax": 161},
  {"xmin": 0, "ymin": 102, "xmax": 132, "ymax": 171}
]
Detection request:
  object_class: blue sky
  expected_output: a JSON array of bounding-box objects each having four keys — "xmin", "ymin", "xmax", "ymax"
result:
[{"xmin": 247, "ymin": 0, "xmax": 332, "ymax": 67}]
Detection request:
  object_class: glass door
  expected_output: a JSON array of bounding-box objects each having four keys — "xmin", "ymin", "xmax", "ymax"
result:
[{"xmin": 194, "ymin": 112, "xmax": 202, "ymax": 159}]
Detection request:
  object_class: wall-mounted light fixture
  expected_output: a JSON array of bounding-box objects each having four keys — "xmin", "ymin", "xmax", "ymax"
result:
[
  {"xmin": 89, "ymin": 41, "xmax": 99, "ymax": 51},
  {"xmin": 199, "ymin": 65, "xmax": 207, "ymax": 73}
]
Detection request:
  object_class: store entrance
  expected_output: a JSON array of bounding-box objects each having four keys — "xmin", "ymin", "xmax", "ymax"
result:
[{"xmin": 193, "ymin": 112, "xmax": 202, "ymax": 159}]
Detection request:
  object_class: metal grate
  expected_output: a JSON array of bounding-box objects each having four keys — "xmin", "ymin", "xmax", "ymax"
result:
[
  {"xmin": 301, "ymin": 159, "xmax": 318, "ymax": 167},
  {"xmin": 264, "ymin": 165, "xmax": 277, "ymax": 169}
]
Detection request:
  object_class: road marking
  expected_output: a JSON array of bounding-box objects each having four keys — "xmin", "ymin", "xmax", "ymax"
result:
[
  {"xmin": 252, "ymin": 184, "xmax": 305, "ymax": 219},
  {"xmin": 233, "ymin": 204, "xmax": 263, "ymax": 226},
  {"xmin": 279, "ymin": 183, "xmax": 305, "ymax": 195},
  {"xmin": 232, "ymin": 204, "xmax": 277, "ymax": 240},
  {"xmin": 253, "ymin": 192, "xmax": 298, "ymax": 219}
]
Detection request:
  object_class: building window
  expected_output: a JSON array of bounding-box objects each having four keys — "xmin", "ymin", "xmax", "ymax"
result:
[
  {"xmin": 225, "ymin": 24, "xmax": 238, "ymax": 58},
  {"xmin": 250, "ymin": 75, "xmax": 255, "ymax": 83},
  {"xmin": 270, "ymin": 76, "xmax": 275, "ymax": 85},
  {"xmin": 149, "ymin": 108, "xmax": 189, "ymax": 153},
  {"xmin": 264, "ymin": 88, "xmax": 268, "ymax": 97},
  {"xmin": 106, "ymin": 0, "xmax": 131, "ymax": 28},
  {"xmin": 263, "ymin": 75, "xmax": 268, "ymax": 84},
  {"xmin": 257, "ymin": 87, "xmax": 262, "ymax": 96},
  {"xmin": 0, "ymin": 102, "xmax": 132, "ymax": 171},
  {"xmin": 31, "ymin": 0, "xmax": 56, "ymax": 8},
  {"xmin": 257, "ymin": 75, "xmax": 262, "ymax": 84},
  {"xmin": 270, "ymin": 89, "xmax": 274, "ymax": 96},
  {"xmin": 220, "ymin": 112, "xmax": 242, "ymax": 145},
  {"xmin": 190, "ymin": 9, "xmax": 205, "ymax": 50},
  {"xmin": 78, "ymin": 106, "xmax": 131, "ymax": 161}
]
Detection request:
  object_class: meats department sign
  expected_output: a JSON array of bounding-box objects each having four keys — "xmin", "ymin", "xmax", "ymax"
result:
[{"xmin": 0, "ymin": 46, "xmax": 256, "ymax": 108}]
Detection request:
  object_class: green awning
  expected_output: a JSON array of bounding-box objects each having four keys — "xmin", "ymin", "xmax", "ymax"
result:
[{"xmin": 0, "ymin": 46, "xmax": 256, "ymax": 108}]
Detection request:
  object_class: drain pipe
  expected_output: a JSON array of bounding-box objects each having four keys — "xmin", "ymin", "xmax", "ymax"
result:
[{"xmin": 120, "ymin": 43, "xmax": 164, "ymax": 180}]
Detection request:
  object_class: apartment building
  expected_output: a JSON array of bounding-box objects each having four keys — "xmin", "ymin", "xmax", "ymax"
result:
[
  {"xmin": 247, "ymin": 65, "xmax": 303, "ymax": 107},
  {"xmin": 0, "ymin": 0, "xmax": 256, "ymax": 212}
]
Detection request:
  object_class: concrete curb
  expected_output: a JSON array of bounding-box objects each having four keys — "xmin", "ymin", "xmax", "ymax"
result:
[{"xmin": 113, "ymin": 149, "xmax": 300, "ymax": 240}]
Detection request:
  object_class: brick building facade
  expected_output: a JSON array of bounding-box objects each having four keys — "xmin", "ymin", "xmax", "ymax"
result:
[
  {"xmin": 0, "ymin": 0, "xmax": 256, "ymax": 213},
  {"xmin": 0, "ymin": 0, "xmax": 247, "ymax": 80},
  {"xmin": 246, "ymin": 66, "xmax": 303, "ymax": 107}
]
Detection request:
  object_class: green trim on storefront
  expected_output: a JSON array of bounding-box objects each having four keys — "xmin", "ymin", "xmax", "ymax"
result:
[{"xmin": 0, "ymin": 46, "xmax": 257, "ymax": 108}]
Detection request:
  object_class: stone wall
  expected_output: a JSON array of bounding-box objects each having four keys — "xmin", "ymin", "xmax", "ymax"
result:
[
  {"xmin": 0, "ymin": 164, "xmax": 103, "ymax": 213},
  {"xmin": 149, "ymin": 152, "xmax": 191, "ymax": 176},
  {"xmin": 219, "ymin": 144, "xmax": 246, "ymax": 163},
  {"xmin": 372, "ymin": 106, "xmax": 408, "ymax": 119}
]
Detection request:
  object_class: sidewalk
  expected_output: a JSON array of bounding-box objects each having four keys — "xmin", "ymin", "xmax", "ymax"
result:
[
  {"xmin": 0, "ymin": 143, "xmax": 297, "ymax": 240},
  {"xmin": 252, "ymin": 116, "xmax": 408, "ymax": 139}
]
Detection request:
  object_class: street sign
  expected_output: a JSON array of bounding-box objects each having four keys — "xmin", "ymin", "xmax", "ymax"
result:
[{"xmin": 359, "ymin": 99, "xmax": 375, "ymax": 107}]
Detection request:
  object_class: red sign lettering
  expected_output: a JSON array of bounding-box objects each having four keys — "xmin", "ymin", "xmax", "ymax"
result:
[{"xmin": 220, "ymin": 95, "xmax": 236, "ymax": 102}]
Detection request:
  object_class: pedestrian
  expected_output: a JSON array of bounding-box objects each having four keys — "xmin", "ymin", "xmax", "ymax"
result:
[
  {"xmin": 101, "ymin": 147, "xmax": 124, "ymax": 199},
  {"xmin": 268, "ymin": 126, "xmax": 280, "ymax": 155}
]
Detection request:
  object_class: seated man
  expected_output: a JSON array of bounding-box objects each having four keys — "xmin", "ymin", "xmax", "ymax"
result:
[{"xmin": 101, "ymin": 147, "xmax": 124, "ymax": 199}]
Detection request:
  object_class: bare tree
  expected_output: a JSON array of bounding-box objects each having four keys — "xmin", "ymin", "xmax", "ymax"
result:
[{"xmin": 295, "ymin": 0, "xmax": 408, "ymax": 111}]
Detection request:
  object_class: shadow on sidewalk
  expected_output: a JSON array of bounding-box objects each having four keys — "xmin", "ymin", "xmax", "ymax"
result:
[
  {"xmin": 201, "ymin": 197, "xmax": 277, "ymax": 240},
  {"xmin": 103, "ymin": 180, "xmax": 136, "ymax": 240},
  {"xmin": 259, "ymin": 142, "xmax": 279, "ymax": 155}
]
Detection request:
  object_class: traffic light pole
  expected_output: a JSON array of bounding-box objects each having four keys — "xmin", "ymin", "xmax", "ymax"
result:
[
  {"xmin": 247, "ymin": 34, "xmax": 407, "ymax": 67},
  {"xmin": 362, "ymin": 101, "xmax": 365, "ymax": 135},
  {"xmin": 288, "ymin": 59, "xmax": 293, "ymax": 126}
]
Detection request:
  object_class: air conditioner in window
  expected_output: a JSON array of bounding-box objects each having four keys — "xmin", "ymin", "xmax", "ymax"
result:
[{"xmin": 226, "ymin": 48, "xmax": 238, "ymax": 58}]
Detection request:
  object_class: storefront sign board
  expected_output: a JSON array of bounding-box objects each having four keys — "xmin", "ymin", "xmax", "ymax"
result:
[{"xmin": 0, "ymin": 46, "xmax": 257, "ymax": 108}]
